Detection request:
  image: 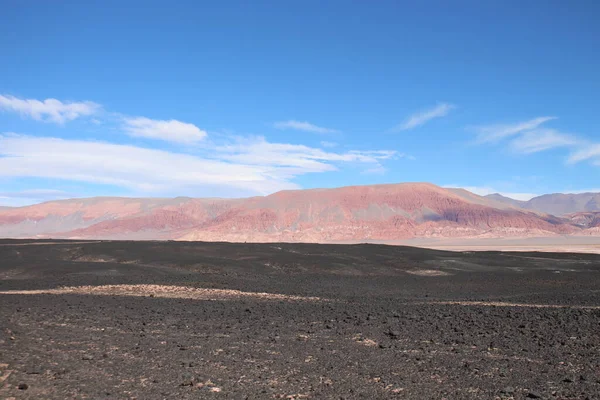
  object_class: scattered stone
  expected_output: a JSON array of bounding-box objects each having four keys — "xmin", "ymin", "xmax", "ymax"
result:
[
  {"xmin": 26, "ymin": 365, "xmax": 42, "ymax": 374},
  {"xmin": 387, "ymin": 329, "xmax": 400, "ymax": 338},
  {"xmin": 82, "ymin": 354, "xmax": 94, "ymax": 360},
  {"xmin": 17, "ymin": 383, "xmax": 28, "ymax": 390},
  {"xmin": 501, "ymin": 386, "xmax": 515, "ymax": 394},
  {"xmin": 563, "ymin": 377, "xmax": 573, "ymax": 383},
  {"xmin": 526, "ymin": 391, "xmax": 542, "ymax": 399},
  {"xmin": 182, "ymin": 361, "xmax": 195, "ymax": 367},
  {"xmin": 180, "ymin": 372, "xmax": 195, "ymax": 386}
]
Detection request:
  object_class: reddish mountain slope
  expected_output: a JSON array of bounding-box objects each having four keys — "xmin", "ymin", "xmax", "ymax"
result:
[
  {"xmin": 0, "ymin": 183, "xmax": 584, "ymax": 242},
  {"xmin": 178, "ymin": 183, "xmax": 576, "ymax": 242}
]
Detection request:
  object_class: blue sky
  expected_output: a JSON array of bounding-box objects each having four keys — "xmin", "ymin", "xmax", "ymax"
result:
[{"xmin": 1, "ymin": 0, "xmax": 599, "ymax": 206}]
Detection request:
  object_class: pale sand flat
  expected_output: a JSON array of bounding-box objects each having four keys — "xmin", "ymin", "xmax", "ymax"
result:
[
  {"xmin": 426, "ymin": 300, "xmax": 600, "ymax": 310},
  {"xmin": 0, "ymin": 284, "xmax": 325, "ymax": 302}
]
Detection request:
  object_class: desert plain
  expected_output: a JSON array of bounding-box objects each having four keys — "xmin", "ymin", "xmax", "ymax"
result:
[{"xmin": 1, "ymin": 239, "xmax": 599, "ymax": 399}]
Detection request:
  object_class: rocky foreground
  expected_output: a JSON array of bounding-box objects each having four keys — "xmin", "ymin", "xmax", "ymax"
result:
[{"xmin": 1, "ymin": 240, "xmax": 600, "ymax": 399}]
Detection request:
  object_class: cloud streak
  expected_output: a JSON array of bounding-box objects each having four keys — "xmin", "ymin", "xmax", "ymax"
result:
[
  {"xmin": 510, "ymin": 129, "xmax": 579, "ymax": 154},
  {"xmin": 473, "ymin": 116, "xmax": 557, "ymax": 143},
  {"xmin": 0, "ymin": 134, "xmax": 395, "ymax": 197},
  {"xmin": 274, "ymin": 120, "xmax": 339, "ymax": 134},
  {"xmin": 472, "ymin": 116, "xmax": 591, "ymax": 163},
  {"xmin": 0, "ymin": 94, "xmax": 100, "ymax": 124},
  {"xmin": 123, "ymin": 117, "xmax": 207, "ymax": 143},
  {"xmin": 393, "ymin": 103, "xmax": 454, "ymax": 131},
  {"xmin": 567, "ymin": 144, "xmax": 600, "ymax": 165}
]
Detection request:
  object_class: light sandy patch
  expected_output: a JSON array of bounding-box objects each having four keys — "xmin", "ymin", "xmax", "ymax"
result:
[
  {"xmin": 73, "ymin": 255, "xmax": 117, "ymax": 262},
  {"xmin": 0, "ymin": 284, "xmax": 325, "ymax": 302},
  {"xmin": 358, "ymin": 338, "xmax": 378, "ymax": 347},
  {"xmin": 352, "ymin": 334, "xmax": 378, "ymax": 347},
  {"xmin": 406, "ymin": 269, "xmax": 452, "ymax": 276},
  {"xmin": 0, "ymin": 363, "xmax": 13, "ymax": 384},
  {"xmin": 427, "ymin": 300, "xmax": 600, "ymax": 310},
  {"xmin": 0, "ymin": 241, "xmax": 102, "ymax": 247}
]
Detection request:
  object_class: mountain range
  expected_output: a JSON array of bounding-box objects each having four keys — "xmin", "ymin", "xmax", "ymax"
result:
[
  {"xmin": 485, "ymin": 192, "xmax": 600, "ymax": 216},
  {"xmin": 1, "ymin": 183, "xmax": 599, "ymax": 241}
]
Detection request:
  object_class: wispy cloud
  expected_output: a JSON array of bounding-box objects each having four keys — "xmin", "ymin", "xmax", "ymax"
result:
[
  {"xmin": 392, "ymin": 103, "xmax": 455, "ymax": 132},
  {"xmin": 473, "ymin": 116, "xmax": 557, "ymax": 143},
  {"xmin": 472, "ymin": 116, "xmax": 588, "ymax": 161},
  {"xmin": 215, "ymin": 137, "xmax": 395, "ymax": 175},
  {"xmin": 122, "ymin": 117, "xmax": 207, "ymax": 144},
  {"xmin": 0, "ymin": 134, "xmax": 395, "ymax": 197},
  {"xmin": 567, "ymin": 144, "xmax": 600, "ymax": 165},
  {"xmin": 0, "ymin": 94, "xmax": 100, "ymax": 124},
  {"xmin": 510, "ymin": 129, "xmax": 580, "ymax": 154},
  {"xmin": 0, "ymin": 94, "xmax": 399, "ymax": 197},
  {"xmin": 273, "ymin": 120, "xmax": 339, "ymax": 134}
]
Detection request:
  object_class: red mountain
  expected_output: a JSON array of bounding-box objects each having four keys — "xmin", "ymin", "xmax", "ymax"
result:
[{"xmin": 0, "ymin": 183, "xmax": 586, "ymax": 242}]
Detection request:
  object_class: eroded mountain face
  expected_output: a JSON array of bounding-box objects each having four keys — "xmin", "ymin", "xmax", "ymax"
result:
[{"xmin": 0, "ymin": 183, "xmax": 597, "ymax": 241}]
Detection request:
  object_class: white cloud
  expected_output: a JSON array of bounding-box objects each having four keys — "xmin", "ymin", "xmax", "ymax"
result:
[
  {"xmin": 273, "ymin": 120, "xmax": 339, "ymax": 134},
  {"xmin": 473, "ymin": 116, "xmax": 591, "ymax": 161},
  {"xmin": 0, "ymin": 134, "xmax": 395, "ymax": 197},
  {"xmin": 473, "ymin": 116, "xmax": 557, "ymax": 143},
  {"xmin": 320, "ymin": 141, "xmax": 338, "ymax": 148},
  {"xmin": 567, "ymin": 144, "xmax": 600, "ymax": 164},
  {"xmin": 0, "ymin": 94, "xmax": 100, "ymax": 124},
  {"xmin": 393, "ymin": 103, "xmax": 455, "ymax": 131},
  {"xmin": 123, "ymin": 117, "xmax": 207, "ymax": 143},
  {"xmin": 215, "ymin": 137, "xmax": 395, "ymax": 176},
  {"xmin": 510, "ymin": 129, "xmax": 580, "ymax": 154}
]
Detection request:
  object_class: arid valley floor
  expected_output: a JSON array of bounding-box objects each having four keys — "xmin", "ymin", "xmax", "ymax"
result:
[{"xmin": 1, "ymin": 240, "xmax": 600, "ymax": 399}]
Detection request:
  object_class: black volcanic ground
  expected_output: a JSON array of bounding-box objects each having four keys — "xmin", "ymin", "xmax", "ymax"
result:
[{"xmin": 1, "ymin": 240, "xmax": 599, "ymax": 399}]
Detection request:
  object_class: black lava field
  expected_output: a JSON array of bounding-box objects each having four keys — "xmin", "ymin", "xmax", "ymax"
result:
[{"xmin": 1, "ymin": 240, "xmax": 599, "ymax": 399}]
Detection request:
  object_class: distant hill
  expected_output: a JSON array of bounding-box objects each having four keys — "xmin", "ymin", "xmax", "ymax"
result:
[
  {"xmin": 484, "ymin": 193, "xmax": 527, "ymax": 209},
  {"xmin": 0, "ymin": 182, "xmax": 586, "ymax": 241},
  {"xmin": 486, "ymin": 192, "xmax": 600, "ymax": 216},
  {"xmin": 565, "ymin": 211, "xmax": 600, "ymax": 228}
]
